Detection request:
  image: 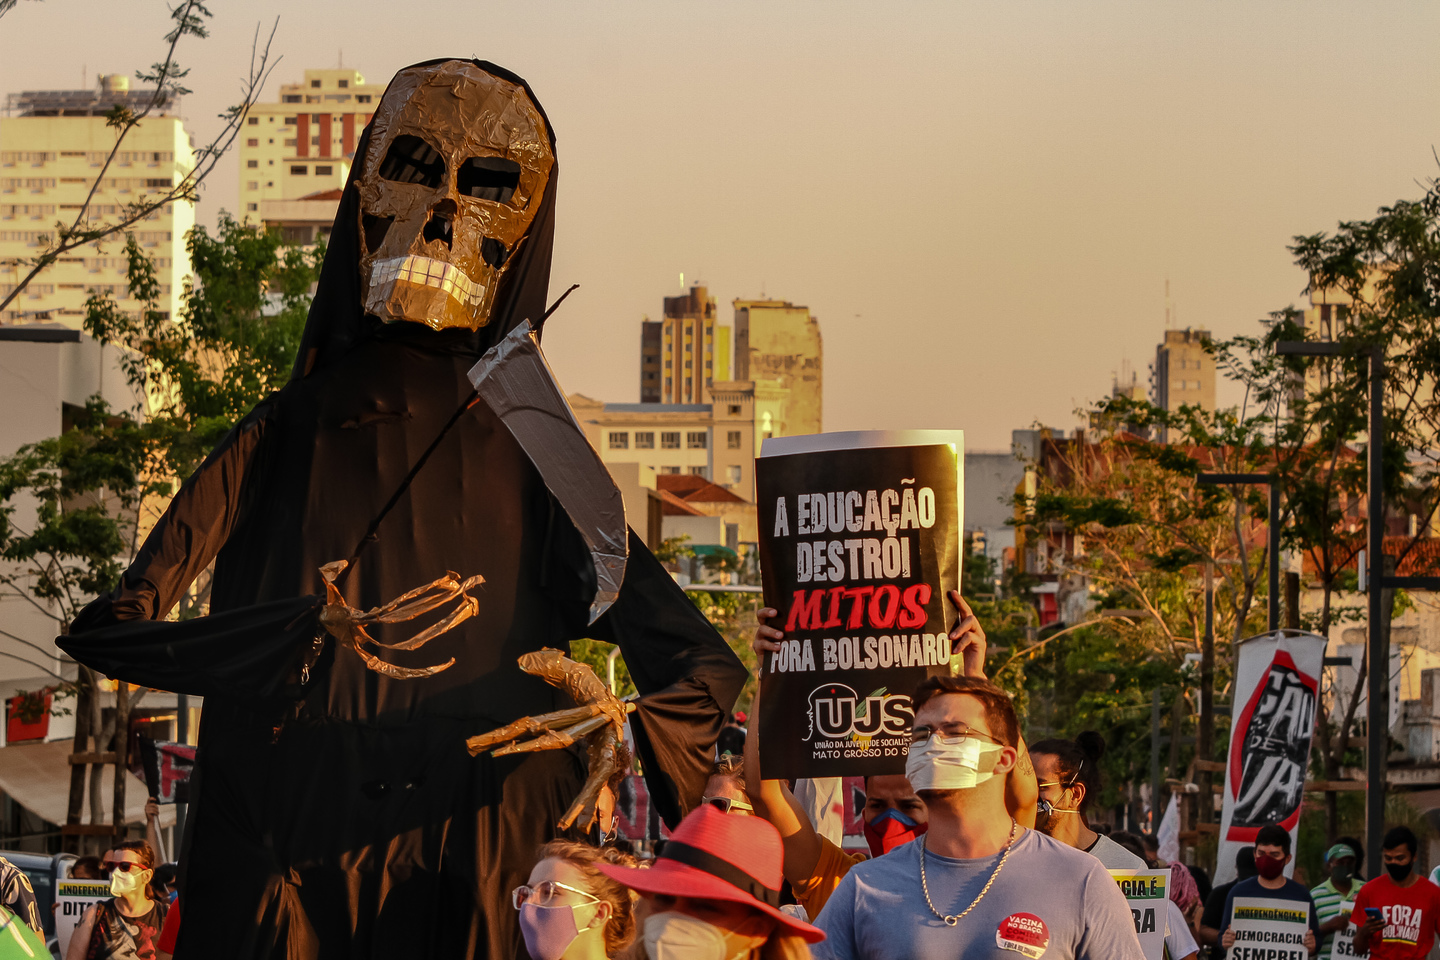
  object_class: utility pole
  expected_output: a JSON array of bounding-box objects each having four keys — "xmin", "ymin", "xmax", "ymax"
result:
[{"xmin": 1199, "ymin": 562, "xmax": 1215, "ymax": 823}]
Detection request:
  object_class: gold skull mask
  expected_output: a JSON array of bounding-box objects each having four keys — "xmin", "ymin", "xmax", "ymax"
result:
[{"xmin": 357, "ymin": 62, "xmax": 554, "ymax": 332}]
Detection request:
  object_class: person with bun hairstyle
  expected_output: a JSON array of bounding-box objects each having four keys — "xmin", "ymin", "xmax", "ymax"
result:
[
  {"xmin": 513, "ymin": 840, "xmax": 642, "ymax": 960},
  {"xmin": 596, "ymin": 803, "xmax": 824, "ymax": 960},
  {"xmin": 1029, "ymin": 731, "xmax": 1145, "ymax": 871}
]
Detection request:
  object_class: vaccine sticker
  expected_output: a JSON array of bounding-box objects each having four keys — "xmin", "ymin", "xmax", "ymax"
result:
[{"xmin": 996, "ymin": 913, "xmax": 1050, "ymax": 958}]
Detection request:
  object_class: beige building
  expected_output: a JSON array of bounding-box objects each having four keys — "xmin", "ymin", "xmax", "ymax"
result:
[
  {"xmin": 239, "ymin": 68, "xmax": 378, "ymax": 241},
  {"xmin": 732, "ymin": 298, "xmax": 822, "ymax": 451},
  {"xmin": 1151, "ymin": 327, "xmax": 1215, "ymax": 418},
  {"xmin": 0, "ymin": 75, "xmax": 196, "ymax": 325},
  {"xmin": 570, "ymin": 389, "xmax": 756, "ymax": 495},
  {"xmin": 639, "ymin": 284, "xmax": 732, "ymax": 404}
]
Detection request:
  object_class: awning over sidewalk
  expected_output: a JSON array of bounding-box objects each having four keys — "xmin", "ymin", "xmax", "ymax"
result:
[{"xmin": 0, "ymin": 741, "xmax": 177, "ymax": 828}]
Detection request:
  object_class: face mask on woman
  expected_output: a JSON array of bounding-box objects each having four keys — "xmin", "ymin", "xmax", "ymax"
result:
[
  {"xmin": 644, "ymin": 910, "xmax": 767, "ymax": 960},
  {"xmin": 109, "ymin": 867, "xmax": 148, "ymax": 898},
  {"xmin": 519, "ymin": 902, "xmax": 600, "ymax": 960}
]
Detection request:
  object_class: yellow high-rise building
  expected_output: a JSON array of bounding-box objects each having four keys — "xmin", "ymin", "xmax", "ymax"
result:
[
  {"xmin": 238, "ymin": 68, "xmax": 378, "ymax": 243},
  {"xmin": 0, "ymin": 75, "xmax": 195, "ymax": 325},
  {"xmin": 732, "ymin": 297, "xmax": 823, "ymax": 450},
  {"xmin": 639, "ymin": 284, "xmax": 732, "ymax": 405}
]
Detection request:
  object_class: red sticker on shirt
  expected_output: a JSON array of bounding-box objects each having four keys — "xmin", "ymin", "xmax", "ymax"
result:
[{"xmin": 996, "ymin": 913, "xmax": 1050, "ymax": 958}]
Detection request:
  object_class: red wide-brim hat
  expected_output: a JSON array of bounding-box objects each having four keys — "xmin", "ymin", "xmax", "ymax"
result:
[{"xmin": 596, "ymin": 804, "xmax": 826, "ymax": 943}]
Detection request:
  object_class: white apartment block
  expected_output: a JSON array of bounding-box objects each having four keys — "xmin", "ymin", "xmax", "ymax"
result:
[
  {"xmin": 0, "ymin": 76, "xmax": 195, "ymax": 326},
  {"xmin": 239, "ymin": 68, "xmax": 378, "ymax": 242}
]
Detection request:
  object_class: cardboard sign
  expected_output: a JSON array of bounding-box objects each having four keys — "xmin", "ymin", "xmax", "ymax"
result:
[
  {"xmin": 137, "ymin": 737, "xmax": 196, "ymax": 804},
  {"xmin": 56, "ymin": 879, "xmax": 111, "ymax": 955},
  {"xmin": 1330, "ymin": 900, "xmax": 1365, "ymax": 958},
  {"xmin": 1110, "ymin": 869, "xmax": 1169, "ymax": 960},
  {"xmin": 1229, "ymin": 896, "xmax": 1311, "ymax": 960},
  {"xmin": 756, "ymin": 431, "xmax": 962, "ymax": 779}
]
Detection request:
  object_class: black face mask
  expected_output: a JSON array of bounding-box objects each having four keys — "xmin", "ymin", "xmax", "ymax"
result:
[
  {"xmin": 1386, "ymin": 860, "xmax": 1413, "ymax": 882},
  {"xmin": 1331, "ymin": 864, "xmax": 1353, "ymax": 885}
]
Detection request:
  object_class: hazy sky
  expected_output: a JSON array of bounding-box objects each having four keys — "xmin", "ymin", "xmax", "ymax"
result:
[{"xmin": 5, "ymin": 1, "xmax": 1438, "ymax": 450}]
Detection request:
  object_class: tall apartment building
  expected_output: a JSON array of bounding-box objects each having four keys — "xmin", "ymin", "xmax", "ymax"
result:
[
  {"xmin": 733, "ymin": 298, "xmax": 823, "ymax": 449},
  {"xmin": 0, "ymin": 75, "xmax": 195, "ymax": 325},
  {"xmin": 639, "ymin": 284, "xmax": 731, "ymax": 404},
  {"xmin": 238, "ymin": 68, "xmax": 377, "ymax": 243},
  {"xmin": 1151, "ymin": 327, "xmax": 1215, "ymax": 415}
]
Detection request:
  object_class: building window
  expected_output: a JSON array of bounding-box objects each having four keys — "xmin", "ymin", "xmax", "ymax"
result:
[
  {"xmin": 246, "ymin": 202, "xmax": 258, "ymax": 211},
  {"xmin": 660, "ymin": 466, "xmax": 681, "ymax": 475},
  {"xmin": 634, "ymin": 432, "xmax": 654, "ymax": 449},
  {"xmin": 358, "ymin": 95, "xmax": 372, "ymax": 103},
  {"xmin": 247, "ymin": 117, "xmax": 259, "ymax": 125},
  {"xmin": 689, "ymin": 467, "xmax": 707, "ymax": 477},
  {"xmin": 291, "ymin": 165, "xmax": 307, "ymax": 175},
  {"xmin": 283, "ymin": 95, "xmax": 302, "ymax": 103},
  {"xmin": 315, "ymin": 165, "xmax": 333, "ymax": 175},
  {"xmin": 663, "ymin": 378, "xmax": 672, "ymax": 392},
  {"xmin": 338, "ymin": 79, "xmax": 349, "ymax": 88},
  {"xmin": 608, "ymin": 431, "xmax": 628, "ymax": 450},
  {"xmin": 246, "ymin": 159, "xmax": 259, "ymax": 168},
  {"xmin": 727, "ymin": 465, "xmax": 742, "ymax": 485},
  {"xmin": 661, "ymin": 432, "xmax": 681, "ymax": 450},
  {"xmin": 686, "ymin": 432, "xmax": 707, "ymax": 449},
  {"xmin": 728, "ymin": 404, "xmax": 741, "ymax": 415},
  {"xmin": 246, "ymin": 138, "xmax": 259, "ymax": 147},
  {"xmin": 310, "ymin": 79, "xmax": 322, "ymax": 88},
  {"xmin": 727, "ymin": 430, "xmax": 742, "ymax": 449},
  {"xmin": 246, "ymin": 181, "xmax": 259, "ymax": 190}
]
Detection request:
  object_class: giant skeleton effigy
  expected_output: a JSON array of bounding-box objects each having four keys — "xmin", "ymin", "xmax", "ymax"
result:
[{"xmin": 61, "ymin": 59, "xmax": 746, "ymax": 959}]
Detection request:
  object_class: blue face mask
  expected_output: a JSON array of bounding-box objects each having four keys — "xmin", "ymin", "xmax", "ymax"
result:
[{"xmin": 870, "ymin": 809, "xmax": 920, "ymax": 828}]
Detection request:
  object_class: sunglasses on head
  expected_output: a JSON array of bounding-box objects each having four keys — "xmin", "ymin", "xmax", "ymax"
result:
[{"xmin": 700, "ymin": 795, "xmax": 754, "ymax": 814}]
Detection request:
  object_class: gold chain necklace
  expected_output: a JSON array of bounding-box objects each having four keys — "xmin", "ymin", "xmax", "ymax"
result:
[{"xmin": 919, "ymin": 818, "xmax": 1018, "ymax": 927}]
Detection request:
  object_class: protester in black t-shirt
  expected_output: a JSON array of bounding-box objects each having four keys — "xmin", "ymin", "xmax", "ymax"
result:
[
  {"xmin": 1219, "ymin": 825, "xmax": 1320, "ymax": 954},
  {"xmin": 64, "ymin": 840, "xmax": 168, "ymax": 960},
  {"xmin": 1200, "ymin": 845, "xmax": 1256, "ymax": 958}
]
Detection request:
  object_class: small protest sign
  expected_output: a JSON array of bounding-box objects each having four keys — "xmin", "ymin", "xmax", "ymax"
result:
[
  {"xmin": 1330, "ymin": 901, "xmax": 1366, "ymax": 958},
  {"xmin": 56, "ymin": 879, "xmax": 111, "ymax": 955},
  {"xmin": 137, "ymin": 737, "xmax": 196, "ymax": 804},
  {"xmin": 1229, "ymin": 896, "xmax": 1311, "ymax": 960},
  {"xmin": 1110, "ymin": 869, "xmax": 1169, "ymax": 960},
  {"xmin": 756, "ymin": 431, "xmax": 962, "ymax": 779}
]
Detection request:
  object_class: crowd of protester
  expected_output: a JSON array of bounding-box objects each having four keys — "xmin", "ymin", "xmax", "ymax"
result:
[{"xmin": 43, "ymin": 592, "xmax": 1440, "ymax": 960}]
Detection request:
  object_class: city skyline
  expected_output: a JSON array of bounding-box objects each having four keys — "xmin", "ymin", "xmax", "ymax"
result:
[{"xmin": 4, "ymin": 1, "xmax": 1438, "ymax": 448}]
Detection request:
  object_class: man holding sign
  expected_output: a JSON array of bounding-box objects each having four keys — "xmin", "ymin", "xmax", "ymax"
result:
[{"xmin": 1219, "ymin": 824, "xmax": 1320, "ymax": 957}]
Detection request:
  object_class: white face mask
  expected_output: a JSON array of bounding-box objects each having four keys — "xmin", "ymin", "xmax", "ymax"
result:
[
  {"xmin": 644, "ymin": 910, "xmax": 759, "ymax": 960},
  {"xmin": 905, "ymin": 734, "xmax": 1003, "ymax": 791},
  {"xmin": 109, "ymin": 867, "xmax": 146, "ymax": 898}
]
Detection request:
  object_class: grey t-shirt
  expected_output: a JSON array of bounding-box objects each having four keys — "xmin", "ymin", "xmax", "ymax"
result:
[
  {"xmin": 1084, "ymin": 833, "xmax": 1147, "ymax": 871},
  {"xmin": 812, "ymin": 827, "xmax": 1145, "ymax": 960}
]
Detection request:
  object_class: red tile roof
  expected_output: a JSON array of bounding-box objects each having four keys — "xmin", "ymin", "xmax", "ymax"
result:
[
  {"xmin": 656, "ymin": 474, "xmax": 749, "ymax": 504},
  {"xmin": 658, "ymin": 489, "xmax": 706, "ymax": 516}
]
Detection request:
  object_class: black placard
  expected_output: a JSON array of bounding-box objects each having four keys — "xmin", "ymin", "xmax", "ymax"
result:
[{"xmin": 756, "ymin": 434, "xmax": 961, "ymax": 779}]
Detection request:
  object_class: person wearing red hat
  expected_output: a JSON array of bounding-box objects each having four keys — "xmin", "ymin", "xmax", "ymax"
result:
[{"xmin": 596, "ymin": 804, "xmax": 825, "ymax": 960}]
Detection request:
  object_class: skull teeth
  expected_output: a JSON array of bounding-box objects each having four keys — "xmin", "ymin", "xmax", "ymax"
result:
[{"xmin": 367, "ymin": 255, "xmax": 489, "ymax": 309}]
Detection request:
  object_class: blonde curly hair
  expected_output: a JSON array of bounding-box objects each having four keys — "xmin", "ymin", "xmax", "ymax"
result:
[{"xmin": 535, "ymin": 840, "xmax": 643, "ymax": 955}]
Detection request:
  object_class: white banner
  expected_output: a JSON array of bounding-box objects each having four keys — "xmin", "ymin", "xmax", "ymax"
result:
[
  {"xmin": 1229, "ymin": 896, "xmax": 1310, "ymax": 960},
  {"xmin": 1110, "ymin": 869, "xmax": 1170, "ymax": 960},
  {"xmin": 1214, "ymin": 629, "xmax": 1327, "ymax": 885},
  {"xmin": 1329, "ymin": 900, "xmax": 1365, "ymax": 958},
  {"xmin": 55, "ymin": 879, "xmax": 111, "ymax": 955}
]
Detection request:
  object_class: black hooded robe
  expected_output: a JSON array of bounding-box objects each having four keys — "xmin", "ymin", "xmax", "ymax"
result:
[{"xmin": 64, "ymin": 60, "xmax": 746, "ymax": 959}]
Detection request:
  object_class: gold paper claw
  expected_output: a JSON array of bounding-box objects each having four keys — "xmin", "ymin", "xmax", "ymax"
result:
[
  {"xmin": 466, "ymin": 648, "xmax": 636, "ymax": 830},
  {"xmin": 318, "ymin": 560, "xmax": 485, "ymax": 679}
]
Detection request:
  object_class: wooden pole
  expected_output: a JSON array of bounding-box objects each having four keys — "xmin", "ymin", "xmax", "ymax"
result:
[
  {"xmin": 63, "ymin": 667, "xmax": 93, "ymax": 854},
  {"xmin": 112, "ymin": 682, "xmax": 130, "ymax": 844}
]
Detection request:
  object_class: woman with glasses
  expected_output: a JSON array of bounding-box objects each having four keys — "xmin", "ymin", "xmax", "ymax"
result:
[
  {"xmin": 63, "ymin": 840, "xmax": 168, "ymax": 960},
  {"xmin": 513, "ymin": 841, "xmax": 641, "ymax": 960},
  {"xmin": 1028, "ymin": 731, "xmax": 1145, "ymax": 871}
]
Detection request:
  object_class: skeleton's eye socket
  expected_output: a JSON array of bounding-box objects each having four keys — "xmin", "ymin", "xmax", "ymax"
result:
[
  {"xmin": 378, "ymin": 135, "xmax": 446, "ymax": 188},
  {"xmin": 458, "ymin": 157, "xmax": 522, "ymax": 204}
]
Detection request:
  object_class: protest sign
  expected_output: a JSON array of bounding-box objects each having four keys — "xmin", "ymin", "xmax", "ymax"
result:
[
  {"xmin": 756, "ymin": 430, "xmax": 962, "ymax": 779},
  {"xmin": 1213, "ymin": 630, "xmax": 1326, "ymax": 884},
  {"xmin": 1228, "ymin": 896, "xmax": 1311, "ymax": 960},
  {"xmin": 1109, "ymin": 869, "xmax": 1169, "ymax": 960},
  {"xmin": 137, "ymin": 737, "xmax": 196, "ymax": 804},
  {"xmin": 1330, "ymin": 901, "xmax": 1365, "ymax": 958},
  {"xmin": 56, "ymin": 878, "xmax": 111, "ymax": 954}
]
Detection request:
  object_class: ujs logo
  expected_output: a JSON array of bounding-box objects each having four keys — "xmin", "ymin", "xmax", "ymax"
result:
[{"xmin": 806, "ymin": 683, "xmax": 913, "ymax": 741}]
